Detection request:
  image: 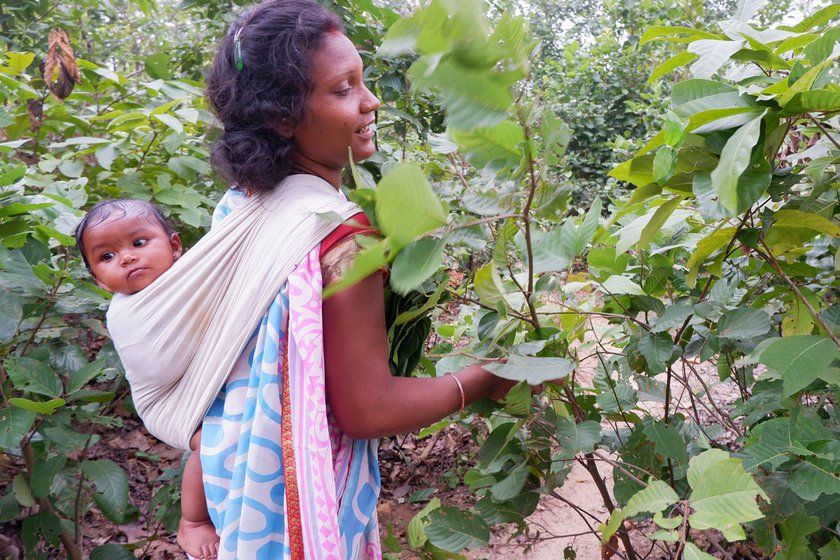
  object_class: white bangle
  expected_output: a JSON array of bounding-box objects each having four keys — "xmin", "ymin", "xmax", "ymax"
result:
[{"xmin": 449, "ymin": 374, "xmax": 465, "ymax": 412}]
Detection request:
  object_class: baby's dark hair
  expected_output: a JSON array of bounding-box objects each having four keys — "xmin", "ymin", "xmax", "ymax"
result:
[
  {"xmin": 75, "ymin": 199, "xmax": 175, "ymax": 271},
  {"xmin": 206, "ymin": 0, "xmax": 344, "ymax": 193}
]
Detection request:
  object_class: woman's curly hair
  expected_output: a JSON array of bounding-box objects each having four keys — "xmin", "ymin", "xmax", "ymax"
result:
[{"xmin": 206, "ymin": 0, "xmax": 344, "ymax": 193}]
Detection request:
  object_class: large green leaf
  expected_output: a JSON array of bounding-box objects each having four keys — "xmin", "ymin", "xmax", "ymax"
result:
[
  {"xmin": 0, "ymin": 406, "xmax": 35, "ymax": 449},
  {"xmin": 407, "ymin": 497, "xmax": 441, "ymax": 549},
  {"xmin": 684, "ymin": 542, "xmax": 717, "ymax": 560},
  {"xmin": 90, "ymin": 544, "xmax": 136, "ymax": 560},
  {"xmin": 66, "ymin": 357, "xmax": 108, "ymax": 395},
  {"xmin": 375, "ymin": 164, "xmax": 447, "ymax": 249},
  {"xmin": 424, "ymin": 507, "xmax": 490, "ymax": 552},
  {"xmin": 81, "ymin": 459, "xmax": 129, "ymax": 523},
  {"xmin": 390, "ymin": 237, "xmax": 446, "ymax": 295},
  {"xmin": 687, "ymin": 39, "xmax": 746, "ymax": 78},
  {"xmin": 450, "ymin": 121, "xmax": 524, "ymax": 171},
  {"xmin": 478, "ymin": 422, "xmax": 518, "ymax": 464},
  {"xmin": 485, "ymin": 355, "xmax": 574, "ymax": 385},
  {"xmin": 789, "ymin": 459, "xmax": 840, "ymax": 501},
  {"xmin": 758, "ymin": 336, "xmax": 840, "ymax": 397},
  {"xmin": 5, "ymin": 356, "xmax": 63, "ymax": 398},
  {"xmin": 602, "ymin": 481, "xmax": 679, "ymax": 542},
  {"xmin": 717, "ymin": 308, "xmax": 772, "ymax": 340},
  {"xmin": 772, "ymin": 209, "xmax": 840, "ymax": 238},
  {"xmin": 709, "ymin": 112, "xmax": 765, "ymax": 215},
  {"xmin": 638, "ymin": 332, "xmax": 675, "ymax": 374},
  {"xmin": 687, "ymin": 449, "xmax": 768, "ymax": 541},
  {"xmin": 776, "ymin": 509, "xmax": 820, "ymax": 560},
  {"xmin": 0, "ymin": 288, "xmax": 22, "ymax": 342},
  {"xmin": 642, "ymin": 418, "xmax": 688, "ymax": 463},
  {"xmin": 554, "ymin": 418, "xmax": 601, "ymax": 460},
  {"xmin": 780, "ymin": 89, "xmax": 840, "ymax": 117},
  {"xmin": 30, "ymin": 456, "xmax": 67, "ymax": 500},
  {"xmin": 649, "ymin": 51, "xmax": 699, "ymax": 83},
  {"xmin": 490, "ymin": 460, "xmax": 529, "ymax": 501}
]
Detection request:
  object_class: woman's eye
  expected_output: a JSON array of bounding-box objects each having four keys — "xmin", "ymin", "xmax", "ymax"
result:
[
  {"xmin": 334, "ymin": 87, "xmax": 352, "ymax": 97},
  {"xmin": 101, "ymin": 252, "xmax": 115, "ymax": 262},
  {"xmin": 133, "ymin": 238, "xmax": 148, "ymax": 247}
]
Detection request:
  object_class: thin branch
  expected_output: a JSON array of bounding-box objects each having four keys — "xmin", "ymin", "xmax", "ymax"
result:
[{"xmin": 808, "ymin": 113, "xmax": 840, "ymax": 151}]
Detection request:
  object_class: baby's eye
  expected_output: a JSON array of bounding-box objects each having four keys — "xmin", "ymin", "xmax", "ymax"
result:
[
  {"xmin": 101, "ymin": 252, "xmax": 115, "ymax": 262},
  {"xmin": 133, "ymin": 238, "xmax": 148, "ymax": 247}
]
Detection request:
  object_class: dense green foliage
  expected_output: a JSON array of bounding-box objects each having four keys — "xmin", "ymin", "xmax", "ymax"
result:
[{"xmin": 1, "ymin": 0, "xmax": 838, "ymax": 558}]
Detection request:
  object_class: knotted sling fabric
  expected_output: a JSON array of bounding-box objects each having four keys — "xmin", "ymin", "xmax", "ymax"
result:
[{"xmin": 106, "ymin": 175, "xmax": 361, "ymax": 451}]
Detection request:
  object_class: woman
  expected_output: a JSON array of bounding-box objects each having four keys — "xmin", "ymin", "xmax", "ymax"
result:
[{"xmin": 201, "ymin": 1, "xmax": 518, "ymax": 557}]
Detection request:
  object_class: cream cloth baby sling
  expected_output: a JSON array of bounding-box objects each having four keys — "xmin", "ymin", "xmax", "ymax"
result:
[{"xmin": 106, "ymin": 175, "xmax": 361, "ymax": 450}]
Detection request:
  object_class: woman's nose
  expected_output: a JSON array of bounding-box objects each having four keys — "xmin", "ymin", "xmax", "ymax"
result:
[{"xmin": 363, "ymin": 85, "xmax": 380, "ymax": 113}]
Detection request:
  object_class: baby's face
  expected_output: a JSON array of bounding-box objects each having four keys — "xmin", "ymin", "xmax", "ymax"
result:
[{"xmin": 83, "ymin": 210, "xmax": 182, "ymax": 294}]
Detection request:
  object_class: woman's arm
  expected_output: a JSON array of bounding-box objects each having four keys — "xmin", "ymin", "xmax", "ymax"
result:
[{"xmin": 322, "ymin": 271, "xmax": 516, "ymax": 439}]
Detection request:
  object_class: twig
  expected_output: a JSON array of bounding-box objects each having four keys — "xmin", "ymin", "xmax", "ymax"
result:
[{"xmin": 808, "ymin": 113, "xmax": 840, "ymax": 151}]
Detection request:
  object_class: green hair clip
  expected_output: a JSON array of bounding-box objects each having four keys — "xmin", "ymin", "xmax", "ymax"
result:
[{"xmin": 233, "ymin": 27, "xmax": 244, "ymax": 71}]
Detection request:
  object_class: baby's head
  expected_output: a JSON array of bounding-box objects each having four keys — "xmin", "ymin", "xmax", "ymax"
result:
[{"xmin": 75, "ymin": 199, "xmax": 182, "ymax": 295}]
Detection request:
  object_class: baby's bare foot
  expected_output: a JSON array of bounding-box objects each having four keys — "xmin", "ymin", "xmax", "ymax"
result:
[{"xmin": 178, "ymin": 518, "xmax": 219, "ymax": 559}]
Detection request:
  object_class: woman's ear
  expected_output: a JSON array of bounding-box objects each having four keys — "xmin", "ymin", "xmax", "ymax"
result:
[
  {"xmin": 272, "ymin": 119, "xmax": 294, "ymax": 139},
  {"xmin": 170, "ymin": 232, "xmax": 184, "ymax": 260}
]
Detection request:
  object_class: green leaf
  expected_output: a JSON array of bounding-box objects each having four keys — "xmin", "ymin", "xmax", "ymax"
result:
[
  {"xmin": 376, "ymin": 164, "xmax": 447, "ymax": 249},
  {"xmin": 153, "ymin": 113, "xmax": 184, "ymax": 134},
  {"xmin": 479, "ymin": 422, "xmax": 518, "ymax": 464},
  {"xmin": 144, "ymin": 53, "xmax": 170, "ymax": 79},
  {"xmin": 640, "ymin": 26, "xmax": 722, "ymax": 45},
  {"xmin": 653, "ymin": 146, "xmax": 678, "ymax": 184},
  {"xmin": 600, "ymin": 275, "xmax": 645, "ymax": 296},
  {"xmin": 688, "ymin": 39, "xmax": 747, "ymax": 79},
  {"xmin": 485, "ymin": 355, "xmax": 574, "ymax": 385},
  {"xmin": 450, "ymin": 121, "xmax": 524, "ymax": 171},
  {"xmin": 781, "ymin": 4, "xmax": 840, "ymax": 32},
  {"xmin": 554, "ymin": 418, "xmax": 601, "ymax": 460},
  {"xmin": 779, "ymin": 89, "xmax": 840, "ymax": 117},
  {"xmin": 407, "ymin": 497, "xmax": 441, "ymax": 549},
  {"xmin": 772, "ymin": 209, "xmax": 840, "ymax": 238},
  {"xmin": 758, "ymin": 336, "xmax": 840, "ymax": 397},
  {"xmin": 13, "ymin": 474, "xmax": 34, "ymax": 507},
  {"xmin": 473, "ymin": 263, "xmax": 506, "ymax": 306},
  {"xmin": 818, "ymin": 539, "xmax": 840, "ymax": 560},
  {"xmin": 9, "ymin": 398, "xmax": 65, "ymax": 415},
  {"xmin": 31, "ymin": 456, "xmax": 66, "ymax": 500},
  {"xmin": 638, "ymin": 196, "xmax": 684, "ymax": 250},
  {"xmin": 490, "ymin": 461, "xmax": 529, "ymax": 501},
  {"xmin": 717, "ymin": 308, "xmax": 772, "ymax": 340},
  {"xmin": 5, "ymin": 52, "xmax": 35, "ymax": 74},
  {"xmin": 777, "ymin": 509, "xmax": 820, "ymax": 560},
  {"xmin": 81, "ymin": 460, "xmax": 129, "ymax": 523},
  {"xmin": 649, "ymin": 51, "xmax": 698, "ymax": 83},
  {"xmin": 789, "ymin": 459, "xmax": 840, "ymax": 501},
  {"xmin": 602, "ymin": 481, "xmax": 679, "ymax": 543},
  {"xmin": 686, "ymin": 226, "xmax": 736, "ymax": 287},
  {"xmin": 642, "ymin": 419, "xmax": 688, "ymax": 463},
  {"xmin": 683, "ymin": 542, "xmax": 716, "ymax": 560},
  {"xmin": 687, "ymin": 449, "xmax": 767, "ymax": 541},
  {"xmin": 0, "ymin": 406, "xmax": 35, "ymax": 448},
  {"xmin": 5, "ymin": 356, "xmax": 63, "ymax": 398},
  {"xmin": 390, "ymin": 237, "xmax": 446, "ymax": 295},
  {"xmin": 0, "ymin": 288, "xmax": 22, "ymax": 342},
  {"xmin": 91, "ymin": 544, "xmax": 136, "ymax": 560},
  {"xmin": 424, "ymin": 507, "xmax": 490, "ymax": 552},
  {"xmin": 638, "ymin": 332, "xmax": 675, "ymax": 374},
  {"xmin": 734, "ymin": 0, "xmax": 766, "ymax": 22},
  {"xmin": 66, "ymin": 358, "xmax": 108, "ymax": 395},
  {"xmin": 710, "ymin": 112, "xmax": 765, "ymax": 215}
]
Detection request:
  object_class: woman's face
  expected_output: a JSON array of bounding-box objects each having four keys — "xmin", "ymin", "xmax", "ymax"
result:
[{"xmin": 291, "ymin": 32, "xmax": 380, "ymax": 186}]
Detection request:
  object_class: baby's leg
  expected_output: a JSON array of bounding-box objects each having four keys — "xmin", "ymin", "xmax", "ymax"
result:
[{"xmin": 177, "ymin": 429, "xmax": 219, "ymax": 559}]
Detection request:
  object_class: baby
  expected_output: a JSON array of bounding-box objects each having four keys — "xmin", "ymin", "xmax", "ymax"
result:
[{"xmin": 75, "ymin": 199, "xmax": 218, "ymax": 560}]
